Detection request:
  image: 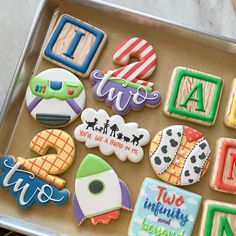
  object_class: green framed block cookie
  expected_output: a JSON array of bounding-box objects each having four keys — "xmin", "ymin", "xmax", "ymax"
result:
[
  {"xmin": 199, "ymin": 200, "xmax": 236, "ymax": 236},
  {"xmin": 164, "ymin": 67, "xmax": 223, "ymax": 126}
]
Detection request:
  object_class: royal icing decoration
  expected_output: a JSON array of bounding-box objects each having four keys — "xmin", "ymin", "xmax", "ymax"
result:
[
  {"xmin": 149, "ymin": 125, "xmax": 210, "ymax": 186},
  {"xmin": 164, "ymin": 67, "xmax": 223, "ymax": 126},
  {"xmin": 0, "ymin": 129, "xmax": 75, "ymax": 208},
  {"xmin": 224, "ymin": 79, "xmax": 236, "ymax": 129},
  {"xmin": 73, "ymin": 154, "xmax": 132, "ymax": 225},
  {"xmin": 74, "ymin": 108, "xmax": 150, "ymax": 162},
  {"xmin": 128, "ymin": 178, "xmax": 201, "ymax": 236},
  {"xmin": 210, "ymin": 138, "xmax": 236, "ymax": 194},
  {"xmin": 90, "ymin": 37, "xmax": 161, "ymax": 115},
  {"xmin": 199, "ymin": 200, "xmax": 236, "ymax": 236},
  {"xmin": 0, "ymin": 156, "xmax": 69, "ymax": 209},
  {"xmin": 44, "ymin": 15, "xmax": 107, "ymax": 77},
  {"xmin": 25, "ymin": 68, "xmax": 86, "ymax": 127}
]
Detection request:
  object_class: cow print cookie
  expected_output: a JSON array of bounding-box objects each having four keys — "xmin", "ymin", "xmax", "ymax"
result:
[{"xmin": 149, "ymin": 125, "xmax": 210, "ymax": 186}]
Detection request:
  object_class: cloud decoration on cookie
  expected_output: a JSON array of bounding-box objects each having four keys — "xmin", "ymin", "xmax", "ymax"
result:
[{"xmin": 74, "ymin": 108, "xmax": 150, "ymax": 162}]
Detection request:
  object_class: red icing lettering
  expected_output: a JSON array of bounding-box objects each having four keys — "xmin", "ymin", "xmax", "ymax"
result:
[{"xmin": 227, "ymin": 153, "xmax": 236, "ymax": 180}]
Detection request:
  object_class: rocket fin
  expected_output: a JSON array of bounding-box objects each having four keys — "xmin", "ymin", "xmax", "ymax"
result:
[{"xmin": 119, "ymin": 179, "xmax": 132, "ymax": 211}]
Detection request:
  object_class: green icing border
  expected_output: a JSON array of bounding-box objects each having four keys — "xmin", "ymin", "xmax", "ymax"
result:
[
  {"xmin": 168, "ymin": 68, "xmax": 223, "ymax": 123},
  {"xmin": 109, "ymin": 76, "xmax": 153, "ymax": 92},
  {"xmin": 204, "ymin": 204, "xmax": 236, "ymax": 236}
]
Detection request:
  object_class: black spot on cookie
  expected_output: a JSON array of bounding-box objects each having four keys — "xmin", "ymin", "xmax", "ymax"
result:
[
  {"xmin": 170, "ymin": 139, "xmax": 178, "ymax": 147},
  {"xmin": 199, "ymin": 143, "xmax": 207, "ymax": 150},
  {"xmin": 194, "ymin": 166, "xmax": 201, "ymax": 174},
  {"xmin": 199, "ymin": 152, "xmax": 206, "ymax": 160},
  {"xmin": 154, "ymin": 156, "xmax": 162, "ymax": 165},
  {"xmin": 177, "ymin": 132, "xmax": 181, "ymax": 137},
  {"xmin": 161, "ymin": 145, "xmax": 167, "ymax": 154},
  {"xmin": 188, "ymin": 179, "xmax": 193, "ymax": 183},
  {"xmin": 164, "ymin": 156, "xmax": 171, "ymax": 163},
  {"xmin": 184, "ymin": 170, "xmax": 190, "ymax": 176},
  {"xmin": 190, "ymin": 156, "xmax": 196, "ymax": 163},
  {"xmin": 166, "ymin": 129, "xmax": 172, "ymax": 136}
]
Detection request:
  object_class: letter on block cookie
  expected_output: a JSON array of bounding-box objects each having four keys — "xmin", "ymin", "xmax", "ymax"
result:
[
  {"xmin": 44, "ymin": 15, "xmax": 107, "ymax": 77},
  {"xmin": 210, "ymin": 138, "xmax": 236, "ymax": 194},
  {"xmin": 199, "ymin": 200, "xmax": 236, "ymax": 236},
  {"xmin": 164, "ymin": 67, "xmax": 223, "ymax": 126}
]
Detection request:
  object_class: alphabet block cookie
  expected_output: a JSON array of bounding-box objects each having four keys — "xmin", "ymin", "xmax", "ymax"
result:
[
  {"xmin": 128, "ymin": 178, "xmax": 202, "ymax": 236},
  {"xmin": 73, "ymin": 154, "xmax": 132, "ymax": 225},
  {"xmin": 44, "ymin": 15, "xmax": 107, "ymax": 77},
  {"xmin": 224, "ymin": 78, "xmax": 236, "ymax": 129},
  {"xmin": 25, "ymin": 68, "xmax": 86, "ymax": 127},
  {"xmin": 74, "ymin": 108, "xmax": 150, "ymax": 163},
  {"xmin": 149, "ymin": 125, "xmax": 210, "ymax": 186},
  {"xmin": 199, "ymin": 200, "xmax": 236, "ymax": 235},
  {"xmin": 210, "ymin": 137, "xmax": 236, "ymax": 194},
  {"xmin": 164, "ymin": 67, "xmax": 223, "ymax": 126}
]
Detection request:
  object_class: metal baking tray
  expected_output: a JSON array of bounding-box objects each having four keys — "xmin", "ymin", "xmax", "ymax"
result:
[{"xmin": 1, "ymin": 0, "xmax": 236, "ymax": 235}]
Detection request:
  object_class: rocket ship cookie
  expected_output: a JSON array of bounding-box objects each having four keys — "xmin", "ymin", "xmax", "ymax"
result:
[
  {"xmin": 73, "ymin": 154, "xmax": 132, "ymax": 225},
  {"xmin": 149, "ymin": 125, "xmax": 210, "ymax": 186},
  {"xmin": 25, "ymin": 68, "xmax": 86, "ymax": 127}
]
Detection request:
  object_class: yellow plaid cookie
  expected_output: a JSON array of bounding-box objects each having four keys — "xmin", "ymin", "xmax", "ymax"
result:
[{"xmin": 17, "ymin": 129, "xmax": 75, "ymax": 189}]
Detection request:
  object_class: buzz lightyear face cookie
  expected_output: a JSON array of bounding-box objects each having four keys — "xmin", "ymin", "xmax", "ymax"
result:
[
  {"xmin": 25, "ymin": 68, "xmax": 86, "ymax": 127},
  {"xmin": 149, "ymin": 125, "xmax": 210, "ymax": 186}
]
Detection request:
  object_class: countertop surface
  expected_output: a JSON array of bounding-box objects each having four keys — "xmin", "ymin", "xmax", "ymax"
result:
[{"xmin": 0, "ymin": 0, "xmax": 236, "ymax": 111}]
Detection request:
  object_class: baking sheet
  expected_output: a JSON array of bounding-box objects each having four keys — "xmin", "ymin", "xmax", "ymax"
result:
[{"xmin": 1, "ymin": 1, "xmax": 236, "ymax": 235}]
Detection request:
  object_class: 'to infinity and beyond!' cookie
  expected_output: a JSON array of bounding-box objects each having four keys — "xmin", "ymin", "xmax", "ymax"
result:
[
  {"xmin": 26, "ymin": 68, "xmax": 86, "ymax": 127},
  {"xmin": 149, "ymin": 125, "xmax": 210, "ymax": 186}
]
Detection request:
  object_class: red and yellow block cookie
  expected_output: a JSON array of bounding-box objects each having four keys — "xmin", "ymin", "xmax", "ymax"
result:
[{"xmin": 225, "ymin": 78, "xmax": 236, "ymax": 129}]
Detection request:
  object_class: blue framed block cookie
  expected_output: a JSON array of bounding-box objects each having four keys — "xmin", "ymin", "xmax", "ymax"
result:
[
  {"xmin": 128, "ymin": 178, "xmax": 202, "ymax": 236},
  {"xmin": 44, "ymin": 14, "xmax": 107, "ymax": 77}
]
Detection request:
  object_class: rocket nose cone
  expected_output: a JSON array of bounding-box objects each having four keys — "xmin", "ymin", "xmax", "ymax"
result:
[{"xmin": 76, "ymin": 154, "xmax": 112, "ymax": 179}]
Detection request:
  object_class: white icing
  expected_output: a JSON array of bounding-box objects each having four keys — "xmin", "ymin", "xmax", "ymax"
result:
[
  {"xmin": 94, "ymin": 71, "xmax": 159, "ymax": 112},
  {"xmin": 180, "ymin": 139, "xmax": 210, "ymax": 185},
  {"xmin": 2, "ymin": 160, "xmax": 65, "ymax": 206},
  {"xmin": 74, "ymin": 108, "xmax": 150, "ymax": 162},
  {"xmin": 150, "ymin": 125, "xmax": 183, "ymax": 174},
  {"xmin": 75, "ymin": 169, "xmax": 121, "ymax": 217},
  {"xmin": 25, "ymin": 68, "xmax": 86, "ymax": 127}
]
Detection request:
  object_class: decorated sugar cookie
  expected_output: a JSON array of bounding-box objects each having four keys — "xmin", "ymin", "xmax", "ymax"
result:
[
  {"xmin": 224, "ymin": 79, "xmax": 236, "ymax": 129},
  {"xmin": 0, "ymin": 129, "xmax": 75, "ymax": 208},
  {"xmin": 128, "ymin": 178, "xmax": 202, "ymax": 236},
  {"xmin": 199, "ymin": 200, "xmax": 236, "ymax": 235},
  {"xmin": 164, "ymin": 67, "xmax": 223, "ymax": 126},
  {"xmin": 74, "ymin": 108, "xmax": 150, "ymax": 162},
  {"xmin": 44, "ymin": 14, "xmax": 107, "ymax": 77},
  {"xmin": 25, "ymin": 68, "xmax": 86, "ymax": 127},
  {"xmin": 149, "ymin": 125, "xmax": 210, "ymax": 186},
  {"xmin": 90, "ymin": 37, "xmax": 161, "ymax": 115},
  {"xmin": 210, "ymin": 137, "xmax": 236, "ymax": 195},
  {"xmin": 73, "ymin": 154, "xmax": 132, "ymax": 225}
]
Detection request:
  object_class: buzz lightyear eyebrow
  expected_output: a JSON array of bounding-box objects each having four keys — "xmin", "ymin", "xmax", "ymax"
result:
[{"xmin": 29, "ymin": 76, "xmax": 84, "ymax": 100}]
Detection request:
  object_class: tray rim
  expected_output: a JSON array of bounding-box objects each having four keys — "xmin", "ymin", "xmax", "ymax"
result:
[{"xmin": 1, "ymin": 0, "xmax": 236, "ymax": 235}]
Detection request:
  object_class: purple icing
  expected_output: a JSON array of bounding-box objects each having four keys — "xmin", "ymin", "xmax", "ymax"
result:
[
  {"xmin": 119, "ymin": 179, "xmax": 132, "ymax": 210},
  {"xmin": 73, "ymin": 195, "xmax": 85, "ymax": 225},
  {"xmin": 27, "ymin": 96, "xmax": 43, "ymax": 112},
  {"xmin": 66, "ymin": 99, "xmax": 82, "ymax": 115},
  {"xmin": 90, "ymin": 70, "xmax": 161, "ymax": 116}
]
